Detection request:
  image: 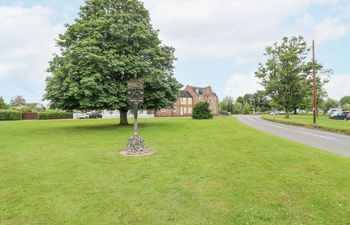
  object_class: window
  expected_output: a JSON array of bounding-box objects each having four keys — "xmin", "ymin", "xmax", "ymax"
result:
[
  {"xmin": 180, "ymin": 98, "xmax": 186, "ymax": 105},
  {"xmin": 161, "ymin": 109, "xmax": 166, "ymax": 112},
  {"xmin": 188, "ymin": 107, "xmax": 192, "ymax": 114},
  {"xmin": 188, "ymin": 98, "xmax": 192, "ymax": 105},
  {"xmin": 184, "ymin": 107, "xmax": 187, "ymax": 114}
]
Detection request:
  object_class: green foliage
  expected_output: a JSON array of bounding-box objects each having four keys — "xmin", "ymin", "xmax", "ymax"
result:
[
  {"xmin": 192, "ymin": 102, "xmax": 213, "ymax": 119},
  {"xmin": 340, "ymin": 96, "xmax": 350, "ymax": 106},
  {"xmin": 45, "ymin": 0, "xmax": 181, "ymax": 123},
  {"xmin": 220, "ymin": 96, "xmax": 234, "ymax": 113},
  {"xmin": 38, "ymin": 110, "xmax": 73, "ymax": 120},
  {"xmin": 236, "ymin": 96, "xmax": 244, "ymax": 106},
  {"xmin": 241, "ymin": 104, "xmax": 252, "ymax": 114},
  {"xmin": 255, "ymin": 36, "xmax": 331, "ymax": 118},
  {"xmin": 0, "ymin": 97, "xmax": 7, "ymax": 109},
  {"xmin": 323, "ymin": 98, "xmax": 339, "ymax": 114},
  {"xmin": 232, "ymin": 102, "xmax": 243, "ymax": 114},
  {"xmin": 342, "ymin": 104, "xmax": 350, "ymax": 111},
  {"xmin": 0, "ymin": 110, "xmax": 22, "ymax": 120},
  {"xmin": 10, "ymin": 96, "xmax": 26, "ymax": 107},
  {"xmin": 14, "ymin": 106, "xmax": 34, "ymax": 113}
]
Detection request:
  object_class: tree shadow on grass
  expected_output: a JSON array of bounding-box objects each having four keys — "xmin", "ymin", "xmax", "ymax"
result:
[{"xmin": 41, "ymin": 119, "xmax": 177, "ymax": 133}]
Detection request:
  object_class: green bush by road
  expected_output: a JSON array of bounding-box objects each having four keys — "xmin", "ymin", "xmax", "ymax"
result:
[
  {"xmin": 0, "ymin": 117, "xmax": 349, "ymax": 224},
  {"xmin": 263, "ymin": 114, "xmax": 350, "ymax": 135}
]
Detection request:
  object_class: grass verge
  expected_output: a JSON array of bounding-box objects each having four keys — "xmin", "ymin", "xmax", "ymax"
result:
[{"xmin": 262, "ymin": 114, "xmax": 350, "ymax": 135}]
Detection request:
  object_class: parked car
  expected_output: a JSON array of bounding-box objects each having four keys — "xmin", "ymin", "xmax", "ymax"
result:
[
  {"xmin": 88, "ymin": 112, "xmax": 102, "ymax": 119},
  {"xmin": 329, "ymin": 110, "xmax": 343, "ymax": 119},
  {"xmin": 346, "ymin": 112, "xmax": 350, "ymax": 121},
  {"xmin": 78, "ymin": 114, "xmax": 89, "ymax": 119},
  {"xmin": 328, "ymin": 108, "xmax": 342, "ymax": 116},
  {"xmin": 332, "ymin": 111, "xmax": 350, "ymax": 120}
]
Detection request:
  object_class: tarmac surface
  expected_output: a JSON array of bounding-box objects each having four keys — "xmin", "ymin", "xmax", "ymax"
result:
[{"xmin": 237, "ymin": 115, "xmax": 350, "ymax": 157}]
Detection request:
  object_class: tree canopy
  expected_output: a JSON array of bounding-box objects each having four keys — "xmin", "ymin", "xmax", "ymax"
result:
[
  {"xmin": 45, "ymin": 0, "xmax": 181, "ymax": 124},
  {"xmin": 255, "ymin": 36, "xmax": 330, "ymax": 118},
  {"xmin": 340, "ymin": 96, "xmax": 350, "ymax": 106},
  {"xmin": 10, "ymin": 96, "xmax": 26, "ymax": 107},
  {"xmin": 0, "ymin": 97, "xmax": 6, "ymax": 109}
]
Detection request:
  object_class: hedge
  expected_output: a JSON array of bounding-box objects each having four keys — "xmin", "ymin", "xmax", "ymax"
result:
[
  {"xmin": 38, "ymin": 111, "xmax": 73, "ymax": 120},
  {"xmin": 0, "ymin": 110, "xmax": 22, "ymax": 120}
]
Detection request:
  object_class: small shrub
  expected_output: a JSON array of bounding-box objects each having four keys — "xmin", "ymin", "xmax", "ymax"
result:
[
  {"xmin": 192, "ymin": 102, "xmax": 213, "ymax": 119},
  {"xmin": 38, "ymin": 110, "xmax": 73, "ymax": 120},
  {"xmin": 0, "ymin": 110, "xmax": 22, "ymax": 120}
]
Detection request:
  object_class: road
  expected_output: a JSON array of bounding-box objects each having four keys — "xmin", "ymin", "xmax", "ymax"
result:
[{"xmin": 236, "ymin": 115, "xmax": 350, "ymax": 157}]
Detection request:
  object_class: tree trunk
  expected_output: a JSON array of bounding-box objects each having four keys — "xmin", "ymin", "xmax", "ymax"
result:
[
  {"xmin": 119, "ymin": 109, "xmax": 128, "ymax": 125},
  {"xmin": 293, "ymin": 108, "xmax": 297, "ymax": 115},
  {"xmin": 285, "ymin": 106, "xmax": 290, "ymax": 119}
]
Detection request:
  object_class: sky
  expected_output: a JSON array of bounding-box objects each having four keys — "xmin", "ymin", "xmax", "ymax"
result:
[{"xmin": 0, "ymin": 0, "xmax": 349, "ymax": 103}]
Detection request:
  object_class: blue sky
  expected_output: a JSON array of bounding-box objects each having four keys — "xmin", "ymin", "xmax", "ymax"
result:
[{"xmin": 0, "ymin": 0, "xmax": 349, "ymax": 104}]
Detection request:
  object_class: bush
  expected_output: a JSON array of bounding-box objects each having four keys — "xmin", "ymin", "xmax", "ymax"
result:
[
  {"xmin": 38, "ymin": 110, "xmax": 73, "ymax": 120},
  {"xmin": 342, "ymin": 104, "xmax": 350, "ymax": 111},
  {"xmin": 0, "ymin": 110, "xmax": 22, "ymax": 120},
  {"xmin": 192, "ymin": 102, "xmax": 213, "ymax": 119}
]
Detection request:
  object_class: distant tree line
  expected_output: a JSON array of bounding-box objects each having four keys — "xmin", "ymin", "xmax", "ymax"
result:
[{"xmin": 0, "ymin": 96, "xmax": 46, "ymax": 112}]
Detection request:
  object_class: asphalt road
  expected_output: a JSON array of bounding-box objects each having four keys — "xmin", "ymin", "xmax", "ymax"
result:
[{"xmin": 236, "ymin": 115, "xmax": 350, "ymax": 157}]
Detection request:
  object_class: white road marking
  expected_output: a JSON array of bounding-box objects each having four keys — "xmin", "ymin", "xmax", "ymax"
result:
[
  {"xmin": 270, "ymin": 124, "xmax": 287, "ymax": 130},
  {"xmin": 297, "ymin": 131, "xmax": 335, "ymax": 140}
]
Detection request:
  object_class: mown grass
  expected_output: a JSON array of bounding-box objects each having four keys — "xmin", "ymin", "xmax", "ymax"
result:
[
  {"xmin": 263, "ymin": 114, "xmax": 350, "ymax": 135},
  {"xmin": 0, "ymin": 117, "xmax": 350, "ymax": 224}
]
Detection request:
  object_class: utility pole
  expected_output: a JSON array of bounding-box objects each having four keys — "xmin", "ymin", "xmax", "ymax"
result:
[{"xmin": 312, "ymin": 40, "xmax": 316, "ymax": 124}]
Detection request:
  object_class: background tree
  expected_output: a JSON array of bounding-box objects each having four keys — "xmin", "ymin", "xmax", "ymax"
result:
[
  {"xmin": 45, "ymin": 0, "xmax": 181, "ymax": 125},
  {"xmin": 322, "ymin": 98, "xmax": 339, "ymax": 115},
  {"xmin": 236, "ymin": 96, "xmax": 244, "ymax": 106},
  {"xmin": 220, "ymin": 96, "xmax": 234, "ymax": 113},
  {"xmin": 0, "ymin": 97, "xmax": 7, "ymax": 109},
  {"xmin": 10, "ymin": 95, "xmax": 26, "ymax": 107},
  {"xmin": 255, "ymin": 36, "xmax": 330, "ymax": 118},
  {"xmin": 340, "ymin": 96, "xmax": 350, "ymax": 106},
  {"xmin": 241, "ymin": 104, "xmax": 252, "ymax": 114},
  {"xmin": 342, "ymin": 104, "xmax": 350, "ymax": 111},
  {"xmin": 232, "ymin": 102, "xmax": 243, "ymax": 114}
]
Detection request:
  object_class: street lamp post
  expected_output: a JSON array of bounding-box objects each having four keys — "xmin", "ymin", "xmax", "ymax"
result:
[{"xmin": 125, "ymin": 80, "xmax": 147, "ymax": 155}]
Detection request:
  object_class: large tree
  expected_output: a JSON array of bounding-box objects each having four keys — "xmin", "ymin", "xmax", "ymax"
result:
[
  {"xmin": 255, "ymin": 36, "xmax": 330, "ymax": 118},
  {"xmin": 10, "ymin": 96, "xmax": 26, "ymax": 107},
  {"xmin": 45, "ymin": 0, "xmax": 181, "ymax": 125}
]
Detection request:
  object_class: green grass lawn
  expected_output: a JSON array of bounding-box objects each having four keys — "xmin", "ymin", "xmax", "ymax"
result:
[
  {"xmin": 1, "ymin": 117, "xmax": 350, "ymax": 224},
  {"xmin": 263, "ymin": 114, "xmax": 350, "ymax": 135}
]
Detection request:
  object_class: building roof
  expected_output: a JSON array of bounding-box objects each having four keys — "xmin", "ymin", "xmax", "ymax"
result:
[
  {"xmin": 180, "ymin": 90, "xmax": 192, "ymax": 98},
  {"xmin": 189, "ymin": 86, "xmax": 204, "ymax": 95}
]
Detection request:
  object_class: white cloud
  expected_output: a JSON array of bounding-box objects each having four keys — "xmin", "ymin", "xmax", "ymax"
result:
[
  {"xmin": 0, "ymin": 6, "xmax": 63, "ymax": 82},
  {"xmin": 224, "ymin": 73, "xmax": 262, "ymax": 100},
  {"xmin": 326, "ymin": 74, "xmax": 350, "ymax": 100},
  {"xmin": 144, "ymin": 0, "xmax": 350, "ymax": 64}
]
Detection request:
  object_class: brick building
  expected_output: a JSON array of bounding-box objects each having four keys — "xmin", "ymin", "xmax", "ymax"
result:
[{"xmin": 155, "ymin": 85, "xmax": 219, "ymax": 117}]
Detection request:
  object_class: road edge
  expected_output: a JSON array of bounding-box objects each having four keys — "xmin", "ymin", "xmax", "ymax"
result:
[{"xmin": 261, "ymin": 116, "xmax": 350, "ymax": 136}]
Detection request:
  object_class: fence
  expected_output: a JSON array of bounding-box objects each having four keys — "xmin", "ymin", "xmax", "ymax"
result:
[{"xmin": 22, "ymin": 112, "xmax": 38, "ymax": 120}]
